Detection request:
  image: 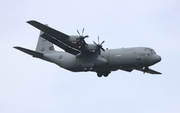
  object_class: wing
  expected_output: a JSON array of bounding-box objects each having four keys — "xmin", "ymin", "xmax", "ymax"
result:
[
  {"xmin": 41, "ymin": 33, "xmax": 80, "ymax": 55},
  {"xmin": 135, "ymin": 67, "xmax": 162, "ymax": 74},
  {"xmin": 27, "ymin": 20, "xmax": 69, "ymax": 40},
  {"xmin": 27, "ymin": 20, "xmax": 81, "ymax": 55}
]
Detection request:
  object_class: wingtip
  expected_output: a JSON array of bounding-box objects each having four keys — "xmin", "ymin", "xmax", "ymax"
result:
[
  {"xmin": 27, "ymin": 20, "xmax": 37, "ymax": 24},
  {"xmin": 27, "ymin": 20, "xmax": 33, "ymax": 23},
  {"xmin": 13, "ymin": 46, "xmax": 23, "ymax": 51},
  {"xmin": 153, "ymin": 72, "xmax": 162, "ymax": 75},
  {"xmin": 13, "ymin": 46, "xmax": 19, "ymax": 49}
]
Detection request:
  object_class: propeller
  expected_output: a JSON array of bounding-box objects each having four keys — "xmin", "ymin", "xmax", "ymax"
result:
[
  {"xmin": 93, "ymin": 36, "xmax": 105, "ymax": 55},
  {"xmin": 77, "ymin": 28, "xmax": 89, "ymax": 43}
]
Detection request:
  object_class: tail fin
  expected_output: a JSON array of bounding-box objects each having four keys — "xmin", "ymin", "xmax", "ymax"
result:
[{"xmin": 36, "ymin": 30, "xmax": 55, "ymax": 53}]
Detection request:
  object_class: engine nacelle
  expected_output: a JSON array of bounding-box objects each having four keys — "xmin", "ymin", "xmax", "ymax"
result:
[{"xmin": 81, "ymin": 44, "xmax": 98, "ymax": 52}]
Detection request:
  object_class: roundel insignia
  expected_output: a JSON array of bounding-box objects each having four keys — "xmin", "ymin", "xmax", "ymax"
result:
[
  {"xmin": 41, "ymin": 47, "xmax": 45, "ymax": 52},
  {"xmin": 59, "ymin": 55, "xmax": 63, "ymax": 60}
]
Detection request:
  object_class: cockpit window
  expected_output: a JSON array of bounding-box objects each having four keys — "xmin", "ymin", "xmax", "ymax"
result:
[
  {"xmin": 144, "ymin": 48, "xmax": 156, "ymax": 55},
  {"xmin": 144, "ymin": 48, "xmax": 150, "ymax": 51},
  {"xmin": 151, "ymin": 50, "xmax": 156, "ymax": 55}
]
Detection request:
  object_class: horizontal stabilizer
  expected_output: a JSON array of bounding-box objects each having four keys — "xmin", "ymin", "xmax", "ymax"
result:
[{"xmin": 14, "ymin": 47, "xmax": 43, "ymax": 58}]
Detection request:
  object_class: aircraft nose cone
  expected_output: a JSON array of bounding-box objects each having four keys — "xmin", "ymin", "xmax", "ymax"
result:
[
  {"xmin": 146, "ymin": 55, "xmax": 161, "ymax": 66},
  {"xmin": 155, "ymin": 55, "xmax": 161, "ymax": 63}
]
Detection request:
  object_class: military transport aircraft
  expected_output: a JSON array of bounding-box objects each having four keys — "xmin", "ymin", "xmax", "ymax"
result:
[{"xmin": 14, "ymin": 20, "xmax": 162, "ymax": 77}]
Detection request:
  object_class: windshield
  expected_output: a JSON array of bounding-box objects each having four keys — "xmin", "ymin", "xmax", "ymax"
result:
[{"xmin": 144, "ymin": 48, "xmax": 156, "ymax": 55}]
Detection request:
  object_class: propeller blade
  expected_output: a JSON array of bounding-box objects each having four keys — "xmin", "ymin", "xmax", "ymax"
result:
[
  {"xmin": 84, "ymin": 35, "xmax": 89, "ymax": 38},
  {"xmin": 77, "ymin": 29, "xmax": 81, "ymax": 36},
  {"xmin": 100, "ymin": 47, "xmax": 105, "ymax": 51},
  {"xmin": 81, "ymin": 39, "xmax": 86, "ymax": 44},
  {"xmin": 98, "ymin": 36, "xmax": 100, "ymax": 44},
  {"xmin": 93, "ymin": 41, "xmax": 98, "ymax": 46},
  {"xmin": 101, "ymin": 41, "xmax": 105, "ymax": 45},
  {"xmin": 98, "ymin": 49, "xmax": 101, "ymax": 55},
  {"xmin": 82, "ymin": 28, "xmax": 84, "ymax": 36}
]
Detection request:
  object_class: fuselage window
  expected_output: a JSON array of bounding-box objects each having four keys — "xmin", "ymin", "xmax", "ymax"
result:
[{"xmin": 142, "ymin": 54, "xmax": 145, "ymax": 56}]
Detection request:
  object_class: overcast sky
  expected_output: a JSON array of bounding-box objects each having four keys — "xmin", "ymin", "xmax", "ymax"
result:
[{"xmin": 1, "ymin": 0, "xmax": 180, "ymax": 113}]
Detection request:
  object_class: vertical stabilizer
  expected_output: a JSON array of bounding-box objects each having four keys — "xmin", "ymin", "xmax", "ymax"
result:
[{"xmin": 36, "ymin": 30, "xmax": 55, "ymax": 53}]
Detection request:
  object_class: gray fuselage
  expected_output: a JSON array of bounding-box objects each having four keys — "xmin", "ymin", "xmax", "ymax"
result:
[{"xmin": 43, "ymin": 47, "xmax": 161, "ymax": 73}]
